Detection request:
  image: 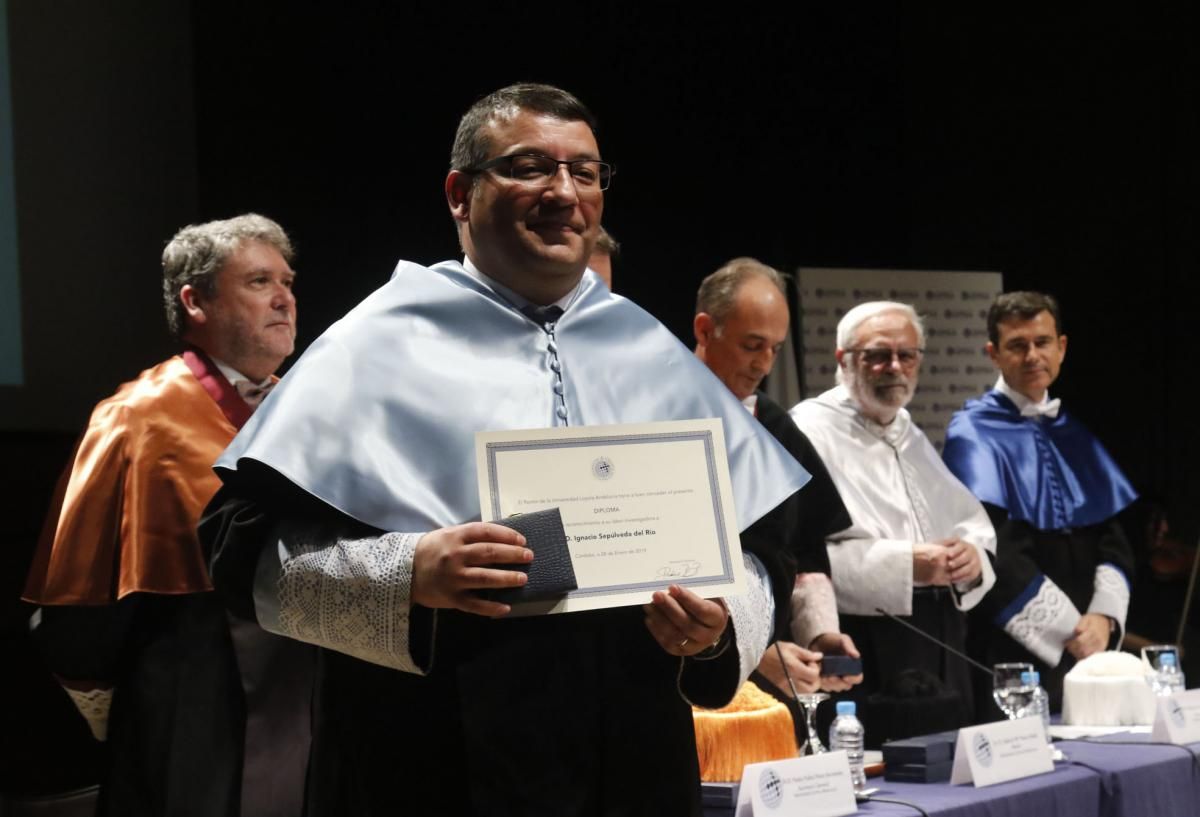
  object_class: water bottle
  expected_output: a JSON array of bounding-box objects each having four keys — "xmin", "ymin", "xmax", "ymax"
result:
[
  {"xmin": 1154, "ymin": 653, "xmax": 1186, "ymax": 696},
  {"xmin": 829, "ymin": 700, "xmax": 866, "ymax": 792},
  {"xmin": 1021, "ymin": 671, "xmax": 1051, "ymax": 738}
]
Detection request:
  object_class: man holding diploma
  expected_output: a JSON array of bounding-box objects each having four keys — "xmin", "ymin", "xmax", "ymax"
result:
[{"xmin": 201, "ymin": 84, "xmax": 810, "ymax": 815}]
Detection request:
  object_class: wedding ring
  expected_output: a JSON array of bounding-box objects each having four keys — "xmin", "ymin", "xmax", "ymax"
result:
[{"xmin": 678, "ymin": 638, "xmax": 690, "ymax": 650}]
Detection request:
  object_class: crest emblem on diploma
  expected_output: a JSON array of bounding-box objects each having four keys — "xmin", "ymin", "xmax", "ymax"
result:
[{"xmin": 592, "ymin": 456, "xmax": 614, "ymax": 480}]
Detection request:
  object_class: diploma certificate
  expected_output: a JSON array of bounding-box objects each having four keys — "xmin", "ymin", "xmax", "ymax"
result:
[{"xmin": 475, "ymin": 418, "xmax": 746, "ymax": 614}]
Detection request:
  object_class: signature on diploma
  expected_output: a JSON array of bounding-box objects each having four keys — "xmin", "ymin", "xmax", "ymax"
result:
[{"xmin": 656, "ymin": 560, "xmax": 701, "ymax": 579}]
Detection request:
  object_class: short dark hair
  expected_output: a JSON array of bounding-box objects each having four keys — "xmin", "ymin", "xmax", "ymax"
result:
[
  {"xmin": 695, "ymin": 257, "xmax": 788, "ymax": 325},
  {"xmin": 987, "ymin": 291, "xmax": 1063, "ymax": 345},
  {"xmin": 450, "ymin": 83, "xmax": 598, "ymax": 171},
  {"xmin": 161, "ymin": 213, "xmax": 293, "ymax": 339}
]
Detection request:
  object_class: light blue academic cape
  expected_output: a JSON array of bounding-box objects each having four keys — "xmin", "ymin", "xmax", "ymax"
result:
[{"xmin": 216, "ymin": 261, "xmax": 810, "ymax": 535}]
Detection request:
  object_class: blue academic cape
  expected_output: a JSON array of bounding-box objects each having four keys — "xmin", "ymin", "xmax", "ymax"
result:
[{"xmin": 943, "ymin": 390, "xmax": 1136, "ymax": 531}]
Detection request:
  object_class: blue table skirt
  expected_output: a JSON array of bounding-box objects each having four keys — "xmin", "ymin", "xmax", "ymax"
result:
[
  {"xmin": 1054, "ymin": 734, "xmax": 1200, "ymax": 817},
  {"xmin": 705, "ymin": 735, "xmax": 1200, "ymax": 817},
  {"xmin": 860, "ymin": 734, "xmax": 1199, "ymax": 817},
  {"xmin": 859, "ymin": 764, "xmax": 1099, "ymax": 817}
]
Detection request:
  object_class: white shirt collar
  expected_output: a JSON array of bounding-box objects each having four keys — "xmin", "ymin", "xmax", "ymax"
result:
[
  {"xmin": 462, "ymin": 256, "xmax": 580, "ymax": 313},
  {"xmin": 211, "ymin": 357, "xmax": 270, "ymax": 388},
  {"xmin": 994, "ymin": 375, "xmax": 1060, "ymax": 419},
  {"xmin": 741, "ymin": 393, "xmax": 758, "ymax": 415}
]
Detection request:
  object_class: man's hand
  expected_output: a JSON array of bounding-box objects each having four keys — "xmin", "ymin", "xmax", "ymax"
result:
[
  {"xmin": 1065, "ymin": 613, "xmax": 1112, "ymax": 660},
  {"xmin": 757, "ymin": 641, "xmax": 821, "ymax": 695},
  {"xmin": 411, "ymin": 522, "xmax": 532, "ymax": 617},
  {"xmin": 912, "ymin": 543, "xmax": 952, "ymax": 585},
  {"xmin": 643, "ymin": 585, "xmax": 729, "ymax": 657},
  {"xmin": 809, "ymin": 632, "xmax": 864, "ymax": 692},
  {"xmin": 913, "ymin": 538, "xmax": 981, "ymax": 586},
  {"xmin": 943, "ymin": 538, "xmax": 983, "ymax": 585}
]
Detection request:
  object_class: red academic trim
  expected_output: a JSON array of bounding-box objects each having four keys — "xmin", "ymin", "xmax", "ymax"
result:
[{"xmin": 181, "ymin": 347, "xmax": 253, "ymax": 430}]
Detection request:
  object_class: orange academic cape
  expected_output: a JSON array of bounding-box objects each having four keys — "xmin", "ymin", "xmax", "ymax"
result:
[
  {"xmin": 24, "ymin": 350, "xmax": 251, "ymax": 606},
  {"xmin": 23, "ymin": 352, "xmax": 312, "ymax": 817}
]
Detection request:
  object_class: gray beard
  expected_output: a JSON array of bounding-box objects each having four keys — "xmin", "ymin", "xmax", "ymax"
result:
[{"xmin": 846, "ymin": 369, "xmax": 915, "ymax": 420}]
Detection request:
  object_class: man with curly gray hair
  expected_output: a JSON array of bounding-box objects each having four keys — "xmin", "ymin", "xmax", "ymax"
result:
[
  {"xmin": 162, "ymin": 212, "xmax": 296, "ymax": 377},
  {"xmin": 24, "ymin": 213, "xmax": 310, "ymax": 817}
]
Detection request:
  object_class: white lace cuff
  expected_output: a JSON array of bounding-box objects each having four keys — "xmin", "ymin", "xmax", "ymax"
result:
[
  {"xmin": 790, "ymin": 572, "xmax": 840, "ymax": 648},
  {"xmin": 62, "ymin": 685, "xmax": 112, "ymax": 742},
  {"xmin": 724, "ymin": 552, "xmax": 776, "ymax": 686},
  {"xmin": 1087, "ymin": 563, "xmax": 1130, "ymax": 640},
  {"xmin": 677, "ymin": 552, "xmax": 776, "ymax": 708},
  {"xmin": 255, "ymin": 525, "xmax": 431, "ymax": 674},
  {"xmin": 999, "ymin": 574, "xmax": 1081, "ymax": 667}
]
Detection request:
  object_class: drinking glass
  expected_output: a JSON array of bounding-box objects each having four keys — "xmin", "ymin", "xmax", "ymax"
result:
[
  {"xmin": 1141, "ymin": 644, "xmax": 1180, "ymax": 673},
  {"xmin": 795, "ymin": 692, "xmax": 829, "ymax": 755},
  {"xmin": 992, "ymin": 662, "xmax": 1034, "ymax": 719}
]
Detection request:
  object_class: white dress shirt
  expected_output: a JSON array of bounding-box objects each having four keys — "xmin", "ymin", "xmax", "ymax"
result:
[{"xmin": 994, "ymin": 375, "xmax": 1061, "ymax": 419}]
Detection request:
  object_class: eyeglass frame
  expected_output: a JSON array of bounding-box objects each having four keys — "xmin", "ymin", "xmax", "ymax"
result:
[
  {"xmin": 844, "ymin": 346, "xmax": 926, "ymax": 368},
  {"xmin": 465, "ymin": 153, "xmax": 615, "ymax": 192}
]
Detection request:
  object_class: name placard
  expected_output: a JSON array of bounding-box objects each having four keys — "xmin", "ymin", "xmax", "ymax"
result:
[
  {"xmin": 1150, "ymin": 688, "xmax": 1200, "ymax": 745},
  {"xmin": 735, "ymin": 751, "xmax": 857, "ymax": 816},
  {"xmin": 949, "ymin": 717, "xmax": 1053, "ymax": 787}
]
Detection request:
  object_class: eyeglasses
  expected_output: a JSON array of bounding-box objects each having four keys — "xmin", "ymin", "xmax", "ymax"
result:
[
  {"xmin": 847, "ymin": 347, "xmax": 925, "ymax": 368},
  {"xmin": 468, "ymin": 154, "xmax": 614, "ymax": 191}
]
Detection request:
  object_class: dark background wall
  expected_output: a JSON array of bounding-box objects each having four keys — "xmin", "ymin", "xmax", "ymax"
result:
[
  {"xmin": 2, "ymin": 0, "xmax": 1197, "ymax": 794},
  {"xmin": 196, "ymin": 3, "xmax": 1195, "ymax": 533}
]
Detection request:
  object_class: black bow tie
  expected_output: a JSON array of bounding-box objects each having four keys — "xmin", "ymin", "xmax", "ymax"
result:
[{"xmin": 521, "ymin": 304, "xmax": 564, "ymax": 326}]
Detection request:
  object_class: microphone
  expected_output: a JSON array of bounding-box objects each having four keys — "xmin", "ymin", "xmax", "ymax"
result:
[
  {"xmin": 874, "ymin": 607, "xmax": 996, "ymax": 680},
  {"xmin": 773, "ymin": 640, "xmax": 803, "ymax": 701}
]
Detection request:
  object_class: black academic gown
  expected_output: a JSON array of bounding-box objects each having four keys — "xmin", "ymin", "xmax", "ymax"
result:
[
  {"xmin": 748, "ymin": 392, "xmax": 854, "ymax": 738},
  {"xmin": 752, "ymin": 392, "xmax": 850, "ymax": 578},
  {"xmin": 203, "ymin": 463, "xmax": 797, "ymax": 817},
  {"xmin": 25, "ymin": 354, "xmax": 314, "ymax": 817},
  {"xmin": 968, "ymin": 504, "xmax": 1135, "ymax": 714},
  {"xmin": 200, "ymin": 263, "xmax": 810, "ymax": 816},
  {"xmin": 943, "ymin": 392, "xmax": 1138, "ymax": 716},
  {"xmin": 32, "ymin": 596, "xmax": 245, "ymax": 817}
]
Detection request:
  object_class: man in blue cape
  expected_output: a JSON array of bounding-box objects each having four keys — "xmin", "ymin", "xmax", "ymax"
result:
[
  {"xmin": 200, "ymin": 83, "xmax": 810, "ymax": 816},
  {"xmin": 944, "ymin": 291, "xmax": 1136, "ymax": 712}
]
